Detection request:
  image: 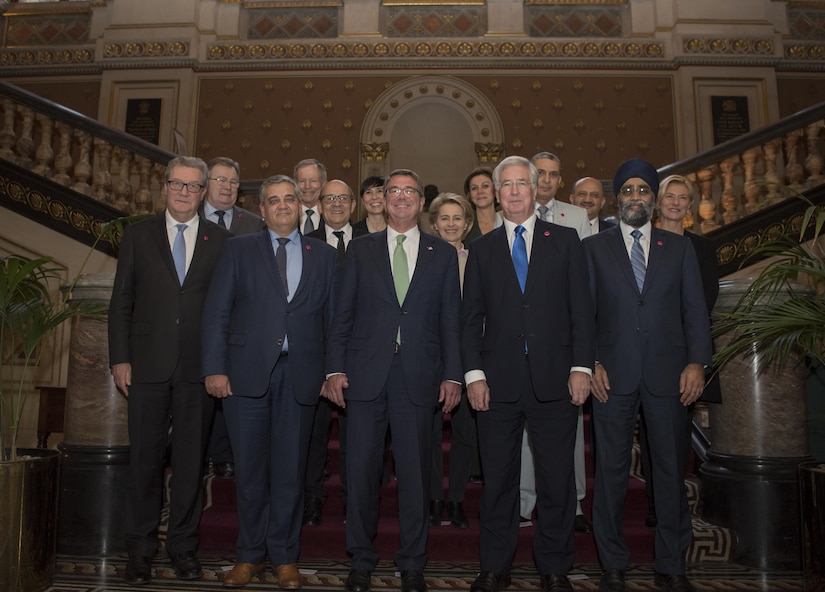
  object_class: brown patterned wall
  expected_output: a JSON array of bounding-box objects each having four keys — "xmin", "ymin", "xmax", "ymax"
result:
[
  {"xmin": 777, "ymin": 77, "xmax": 825, "ymax": 118},
  {"xmin": 194, "ymin": 73, "xmax": 676, "ymax": 202},
  {"xmin": 14, "ymin": 80, "xmax": 100, "ymax": 119}
]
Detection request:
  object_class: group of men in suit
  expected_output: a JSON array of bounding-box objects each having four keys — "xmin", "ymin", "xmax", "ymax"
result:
[{"xmin": 108, "ymin": 151, "xmax": 711, "ymax": 592}]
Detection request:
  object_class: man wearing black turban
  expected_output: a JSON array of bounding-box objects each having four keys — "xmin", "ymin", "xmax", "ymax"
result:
[{"xmin": 582, "ymin": 158, "xmax": 712, "ymax": 592}]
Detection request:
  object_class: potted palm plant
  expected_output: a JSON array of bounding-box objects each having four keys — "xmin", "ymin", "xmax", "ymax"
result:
[
  {"xmin": 713, "ymin": 196, "xmax": 825, "ymax": 589},
  {"xmin": 0, "ymin": 254, "xmax": 106, "ymax": 592}
]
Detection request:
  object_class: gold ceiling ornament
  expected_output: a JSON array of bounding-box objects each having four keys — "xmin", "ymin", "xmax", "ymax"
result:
[
  {"xmin": 512, "ymin": 138, "xmax": 523, "ymax": 149},
  {"xmin": 475, "ymin": 112, "xmax": 485, "ymax": 121},
  {"xmin": 390, "ymin": 99, "xmax": 399, "ymax": 108},
  {"xmin": 554, "ymin": 138, "xmax": 564, "ymax": 149},
  {"xmin": 636, "ymin": 102, "xmax": 647, "ymax": 114},
  {"xmin": 241, "ymin": 139, "xmax": 251, "ymax": 151},
  {"xmin": 452, "ymin": 90, "xmax": 461, "ymax": 99},
  {"xmin": 283, "ymin": 100, "xmax": 292, "ymax": 111},
  {"xmin": 262, "ymin": 120, "xmax": 272, "ymax": 131},
  {"xmin": 511, "ymin": 98, "xmax": 521, "ymax": 110},
  {"xmin": 384, "ymin": 80, "xmax": 394, "ymax": 89},
  {"xmin": 658, "ymin": 122, "xmax": 671, "ymax": 134},
  {"xmin": 344, "ymin": 80, "xmax": 355, "ymax": 91},
  {"xmin": 638, "ymin": 141, "xmax": 649, "ymax": 153},
  {"xmin": 361, "ymin": 142, "xmax": 389, "ymax": 163},
  {"xmin": 201, "ymin": 141, "xmax": 212, "ymax": 151},
  {"xmin": 595, "ymin": 139, "xmax": 607, "ymax": 152},
  {"xmin": 466, "ymin": 100, "xmax": 476, "ymax": 108},
  {"xmin": 614, "ymin": 82, "xmax": 625, "ymax": 94},
  {"xmin": 532, "ymin": 81, "xmax": 542, "ymax": 92},
  {"xmin": 404, "ymin": 90, "xmax": 413, "ymax": 99},
  {"xmin": 304, "ymin": 81, "xmax": 314, "ymax": 91},
  {"xmin": 553, "ymin": 98, "xmax": 564, "ymax": 110},
  {"xmin": 419, "ymin": 86, "xmax": 429, "ymax": 94},
  {"xmin": 593, "ymin": 99, "xmax": 604, "ymax": 111},
  {"xmin": 475, "ymin": 143, "xmax": 504, "ymax": 163},
  {"xmin": 481, "ymin": 128, "xmax": 490, "ymax": 137},
  {"xmin": 374, "ymin": 128, "xmax": 383, "ymax": 136},
  {"xmin": 380, "ymin": 113, "xmax": 389, "ymax": 121},
  {"xmin": 436, "ymin": 85, "xmax": 445, "ymax": 94},
  {"xmin": 574, "ymin": 119, "xmax": 585, "ymax": 131},
  {"xmin": 576, "ymin": 160, "xmax": 586, "ymax": 170},
  {"xmin": 616, "ymin": 120, "xmax": 627, "ymax": 132},
  {"xmin": 224, "ymin": 82, "xmax": 235, "ymax": 93},
  {"xmin": 203, "ymin": 102, "xmax": 213, "ymax": 112},
  {"xmin": 323, "ymin": 99, "xmax": 333, "ymax": 111},
  {"xmin": 573, "ymin": 80, "xmax": 584, "ymax": 92},
  {"xmin": 364, "ymin": 99, "xmax": 374, "ymax": 109},
  {"xmin": 490, "ymin": 80, "xmax": 500, "ymax": 91},
  {"xmin": 263, "ymin": 81, "xmax": 274, "ymax": 94},
  {"xmin": 322, "ymin": 139, "xmax": 332, "ymax": 149}
]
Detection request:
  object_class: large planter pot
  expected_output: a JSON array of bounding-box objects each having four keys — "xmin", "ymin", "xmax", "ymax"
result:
[
  {"xmin": 0, "ymin": 449, "xmax": 60, "ymax": 592},
  {"xmin": 801, "ymin": 461, "xmax": 825, "ymax": 592}
]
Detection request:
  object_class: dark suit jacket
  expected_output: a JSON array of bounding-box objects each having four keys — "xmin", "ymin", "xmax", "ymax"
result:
[
  {"xmin": 307, "ymin": 224, "xmax": 369, "ymax": 247},
  {"xmin": 326, "ymin": 229, "xmax": 462, "ymax": 404},
  {"xmin": 201, "ymin": 231, "xmax": 337, "ymax": 404},
  {"xmin": 199, "ymin": 204, "xmax": 263, "ymax": 235},
  {"xmin": 461, "ymin": 220, "xmax": 596, "ymax": 400},
  {"xmin": 684, "ymin": 230, "xmax": 719, "ymax": 313},
  {"xmin": 108, "ymin": 214, "xmax": 231, "ymax": 383},
  {"xmin": 598, "ymin": 218, "xmax": 616, "ymax": 233},
  {"xmin": 582, "ymin": 225, "xmax": 712, "ymax": 396}
]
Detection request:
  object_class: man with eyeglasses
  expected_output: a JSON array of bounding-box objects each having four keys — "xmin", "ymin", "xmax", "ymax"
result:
[
  {"xmin": 202, "ymin": 174, "xmax": 337, "ymax": 589},
  {"xmin": 583, "ymin": 158, "xmax": 711, "ymax": 592},
  {"xmin": 109, "ymin": 156, "xmax": 232, "ymax": 586},
  {"xmin": 303, "ymin": 179, "xmax": 368, "ymax": 526},
  {"xmin": 461, "ymin": 155, "xmax": 596, "ymax": 592},
  {"xmin": 324, "ymin": 169, "xmax": 462, "ymax": 592},
  {"xmin": 519, "ymin": 153, "xmax": 593, "ymax": 536},
  {"xmin": 200, "ymin": 157, "xmax": 264, "ymax": 482},
  {"xmin": 294, "ymin": 158, "xmax": 327, "ymax": 234}
]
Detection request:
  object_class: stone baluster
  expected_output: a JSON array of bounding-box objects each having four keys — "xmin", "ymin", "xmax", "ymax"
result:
[
  {"xmin": 15, "ymin": 105, "xmax": 35, "ymax": 169},
  {"xmin": 696, "ymin": 166, "xmax": 719, "ymax": 233},
  {"xmin": 0, "ymin": 98, "xmax": 16, "ymax": 161},
  {"xmin": 72, "ymin": 130, "xmax": 93, "ymax": 196},
  {"xmin": 92, "ymin": 138, "xmax": 113, "ymax": 204},
  {"xmin": 32, "ymin": 113, "xmax": 55, "ymax": 177},
  {"xmin": 763, "ymin": 138, "xmax": 782, "ymax": 206},
  {"xmin": 133, "ymin": 155, "xmax": 154, "ymax": 214},
  {"xmin": 742, "ymin": 146, "xmax": 763, "ymax": 215},
  {"xmin": 111, "ymin": 147, "xmax": 133, "ymax": 212},
  {"xmin": 720, "ymin": 155, "xmax": 741, "ymax": 226},
  {"xmin": 804, "ymin": 120, "xmax": 824, "ymax": 188},
  {"xmin": 784, "ymin": 129, "xmax": 805, "ymax": 191},
  {"xmin": 52, "ymin": 122, "xmax": 73, "ymax": 186}
]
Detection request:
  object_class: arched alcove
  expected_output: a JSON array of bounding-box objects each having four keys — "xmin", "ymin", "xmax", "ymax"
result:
[{"xmin": 360, "ymin": 76, "xmax": 504, "ymax": 196}]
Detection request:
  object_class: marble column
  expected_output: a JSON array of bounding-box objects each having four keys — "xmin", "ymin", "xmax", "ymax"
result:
[
  {"xmin": 701, "ymin": 278, "xmax": 813, "ymax": 570},
  {"xmin": 58, "ymin": 273, "xmax": 129, "ymax": 555}
]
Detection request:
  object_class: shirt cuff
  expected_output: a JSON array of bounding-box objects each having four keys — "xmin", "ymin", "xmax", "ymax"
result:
[
  {"xmin": 464, "ymin": 369, "xmax": 486, "ymax": 385},
  {"xmin": 571, "ymin": 366, "xmax": 593, "ymax": 377}
]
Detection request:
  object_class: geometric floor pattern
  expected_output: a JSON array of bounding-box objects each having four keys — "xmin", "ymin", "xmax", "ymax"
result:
[{"xmin": 47, "ymin": 555, "xmax": 806, "ymax": 591}]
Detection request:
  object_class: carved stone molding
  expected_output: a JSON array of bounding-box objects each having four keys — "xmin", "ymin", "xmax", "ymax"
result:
[
  {"xmin": 0, "ymin": 48, "xmax": 94, "ymax": 67},
  {"xmin": 683, "ymin": 37, "xmax": 774, "ymax": 55},
  {"xmin": 102, "ymin": 41, "xmax": 190, "ymax": 59}
]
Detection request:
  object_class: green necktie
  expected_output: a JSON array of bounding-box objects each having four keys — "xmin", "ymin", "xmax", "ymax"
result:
[{"xmin": 393, "ymin": 234, "xmax": 409, "ymax": 343}]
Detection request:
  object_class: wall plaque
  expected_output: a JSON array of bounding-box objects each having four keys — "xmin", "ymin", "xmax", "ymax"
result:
[
  {"xmin": 124, "ymin": 98, "xmax": 162, "ymax": 145},
  {"xmin": 711, "ymin": 96, "xmax": 750, "ymax": 145}
]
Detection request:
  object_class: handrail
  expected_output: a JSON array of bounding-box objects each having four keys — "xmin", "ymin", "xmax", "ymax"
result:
[
  {"xmin": 0, "ymin": 80, "xmax": 175, "ymax": 164},
  {"xmin": 659, "ymin": 99, "xmax": 825, "ymax": 179}
]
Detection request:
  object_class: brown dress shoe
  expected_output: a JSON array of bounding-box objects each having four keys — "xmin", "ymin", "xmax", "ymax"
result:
[
  {"xmin": 223, "ymin": 562, "xmax": 265, "ymax": 587},
  {"xmin": 275, "ymin": 563, "xmax": 302, "ymax": 589}
]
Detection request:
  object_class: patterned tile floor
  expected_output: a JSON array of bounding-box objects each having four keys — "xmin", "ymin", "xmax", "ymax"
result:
[{"xmin": 47, "ymin": 555, "xmax": 806, "ymax": 591}]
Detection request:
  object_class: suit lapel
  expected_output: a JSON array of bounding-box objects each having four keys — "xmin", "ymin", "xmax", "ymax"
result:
[
  {"xmin": 368, "ymin": 231, "xmax": 396, "ymax": 299},
  {"xmin": 255, "ymin": 230, "xmax": 288, "ymax": 298},
  {"xmin": 489, "ymin": 226, "xmax": 523, "ymax": 296},
  {"xmin": 644, "ymin": 228, "xmax": 668, "ymax": 296},
  {"xmin": 152, "ymin": 215, "xmax": 179, "ymax": 283},
  {"xmin": 408, "ymin": 233, "xmax": 436, "ymax": 297},
  {"xmin": 603, "ymin": 226, "xmax": 640, "ymax": 295}
]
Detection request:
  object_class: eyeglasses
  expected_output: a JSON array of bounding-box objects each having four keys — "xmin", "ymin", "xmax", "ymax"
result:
[
  {"xmin": 209, "ymin": 177, "xmax": 240, "ymax": 187},
  {"xmin": 498, "ymin": 179, "xmax": 531, "ymax": 191},
  {"xmin": 167, "ymin": 179, "xmax": 204, "ymax": 193},
  {"xmin": 385, "ymin": 186, "xmax": 421, "ymax": 198},
  {"xmin": 322, "ymin": 194, "xmax": 353, "ymax": 204},
  {"xmin": 619, "ymin": 184, "xmax": 652, "ymax": 197}
]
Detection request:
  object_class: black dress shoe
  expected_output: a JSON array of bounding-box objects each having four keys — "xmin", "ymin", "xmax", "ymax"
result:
[
  {"xmin": 214, "ymin": 461, "xmax": 235, "ymax": 479},
  {"xmin": 573, "ymin": 514, "xmax": 593, "ymax": 534},
  {"xmin": 124, "ymin": 555, "xmax": 152, "ymax": 585},
  {"xmin": 599, "ymin": 568, "xmax": 626, "ymax": 592},
  {"xmin": 541, "ymin": 573, "xmax": 573, "ymax": 592},
  {"xmin": 303, "ymin": 497, "xmax": 323, "ymax": 526},
  {"xmin": 428, "ymin": 499, "xmax": 444, "ymax": 526},
  {"xmin": 654, "ymin": 572, "xmax": 695, "ymax": 592},
  {"xmin": 446, "ymin": 501, "xmax": 469, "ymax": 528},
  {"xmin": 470, "ymin": 571, "xmax": 512, "ymax": 592},
  {"xmin": 345, "ymin": 569, "xmax": 372, "ymax": 592},
  {"xmin": 170, "ymin": 551, "xmax": 202, "ymax": 580},
  {"xmin": 645, "ymin": 506, "xmax": 658, "ymax": 530},
  {"xmin": 400, "ymin": 570, "xmax": 427, "ymax": 592}
]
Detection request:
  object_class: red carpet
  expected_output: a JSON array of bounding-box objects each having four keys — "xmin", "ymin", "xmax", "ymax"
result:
[{"xmin": 198, "ymin": 411, "xmax": 666, "ymax": 565}]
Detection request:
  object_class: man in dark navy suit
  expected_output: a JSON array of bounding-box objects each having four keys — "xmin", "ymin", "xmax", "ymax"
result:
[
  {"xmin": 109, "ymin": 155, "xmax": 231, "ymax": 586},
  {"xmin": 304, "ymin": 179, "xmax": 368, "ymax": 526},
  {"xmin": 583, "ymin": 158, "xmax": 712, "ymax": 592},
  {"xmin": 201, "ymin": 175, "xmax": 336, "ymax": 589},
  {"xmin": 324, "ymin": 168, "xmax": 462, "ymax": 592},
  {"xmin": 461, "ymin": 155, "xmax": 596, "ymax": 592}
]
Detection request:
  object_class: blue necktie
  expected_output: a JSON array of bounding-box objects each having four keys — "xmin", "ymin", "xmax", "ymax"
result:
[
  {"xmin": 630, "ymin": 229, "xmax": 646, "ymax": 293},
  {"xmin": 215, "ymin": 209, "xmax": 227, "ymax": 229},
  {"xmin": 513, "ymin": 225, "xmax": 528, "ymax": 293},
  {"xmin": 172, "ymin": 223, "xmax": 187, "ymax": 285}
]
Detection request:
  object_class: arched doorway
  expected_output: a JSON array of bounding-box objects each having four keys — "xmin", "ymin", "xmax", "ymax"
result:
[{"xmin": 360, "ymin": 76, "xmax": 504, "ymax": 198}]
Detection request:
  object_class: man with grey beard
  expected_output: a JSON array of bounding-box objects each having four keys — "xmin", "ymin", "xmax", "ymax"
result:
[{"xmin": 582, "ymin": 158, "xmax": 712, "ymax": 592}]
